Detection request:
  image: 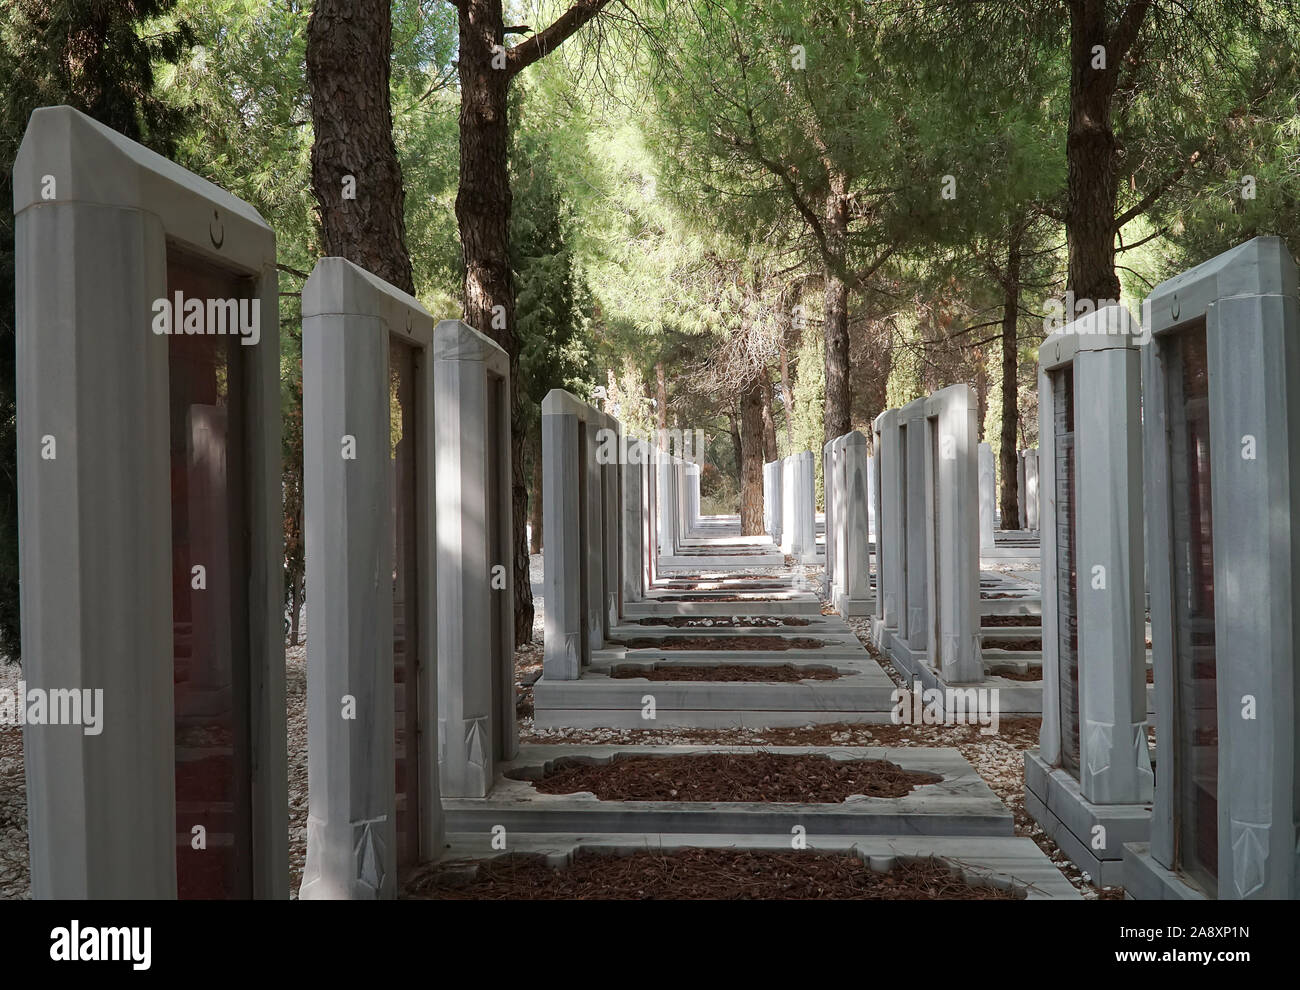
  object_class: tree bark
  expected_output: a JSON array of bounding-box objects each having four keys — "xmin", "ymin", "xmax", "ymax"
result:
[
  {"xmin": 454, "ymin": 0, "xmax": 609, "ymax": 644},
  {"xmin": 998, "ymin": 229, "xmax": 1023, "ymax": 529},
  {"xmin": 1064, "ymin": 0, "xmax": 1149, "ymax": 302},
  {"xmin": 738, "ymin": 378, "xmax": 766, "ymax": 536},
  {"xmin": 726, "ymin": 406, "xmax": 743, "ymax": 483},
  {"xmin": 307, "ymin": 0, "xmax": 415, "ymax": 294},
  {"xmin": 759, "ymin": 368, "xmax": 778, "ymax": 463},
  {"xmin": 822, "ymin": 187, "xmax": 852, "ymax": 446}
]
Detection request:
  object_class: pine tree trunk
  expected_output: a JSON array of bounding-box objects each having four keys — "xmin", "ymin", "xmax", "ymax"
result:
[
  {"xmin": 1065, "ymin": 4, "xmax": 1122, "ymax": 303},
  {"xmin": 738, "ymin": 379, "xmax": 766, "ymax": 536},
  {"xmin": 759, "ymin": 368, "xmax": 778, "ymax": 463},
  {"xmin": 999, "ymin": 230, "xmax": 1023, "ymax": 529},
  {"xmin": 822, "ymin": 189, "xmax": 852, "ymax": 446},
  {"xmin": 306, "ymin": 0, "xmax": 415, "ymax": 294},
  {"xmin": 455, "ymin": 0, "xmax": 535, "ymax": 643},
  {"xmin": 727, "ymin": 406, "xmax": 743, "ymax": 476}
]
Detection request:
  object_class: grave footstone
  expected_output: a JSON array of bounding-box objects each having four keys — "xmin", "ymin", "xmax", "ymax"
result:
[{"xmin": 15, "ymin": 106, "xmax": 287, "ymax": 899}]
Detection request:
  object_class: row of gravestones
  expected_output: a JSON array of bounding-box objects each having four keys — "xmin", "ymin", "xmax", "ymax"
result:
[
  {"xmin": 1031, "ymin": 239, "xmax": 1300, "ymax": 901},
  {"xmin": 976, "ymin": 445, "xmax": 1041, "ymax": 547},
  {"xmin": 820, "ymin": 237, "xmax": 1300, "ymax": 899},
  {"xmin": 11, "ymin": 107, "xmax": 685, "ymax": 899},
  {"xmin": 762, "ymin": 451, "xmax": 818, "ymax": 562},
  {"xmin": 537, "ymin": 389, "xmax": 680, "ymax": 681}
]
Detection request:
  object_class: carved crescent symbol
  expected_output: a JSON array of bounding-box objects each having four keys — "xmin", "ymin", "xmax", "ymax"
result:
[
  {"xmin": 1171, "ymin": 293, "xmax": 1180, "ymax": 321},
  {"xmin": 209, "ymin": 209, "xmax": 224, "ymax": 249}
]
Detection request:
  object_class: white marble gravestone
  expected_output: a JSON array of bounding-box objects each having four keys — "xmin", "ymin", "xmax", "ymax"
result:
[
  {"xmin": 622, "ymin": 439, "xmax": 650, "ymax": 606},
  {"xmin": 978, "ymin": 442, "xmax": 996, "ymax": 550},
  {"xmin": 872, "ymin": 409, "xmax": 904, "ymax": 643},
  {"xmin": 829, "ymin": 431, "xmax": 873, "ymax": 616},
  {"xmin": 15, "ymin": 106, "xmax": 287, "ymax": 899},
  {"xmin": 544, "ymin": 390, "xmax": 621, "ymax": 679},
  {"xmin": 299, "ymin": 259, "xmax": 442, "ymax": 898},
  {"xmin": 866, "ymin": 453, "xmax": 878, "ymax": 543},
  {"xmin": 781, "ymin": 451, "xmax": 817, "ymax": 562},
  {"xmin": 1025, "ymin": 305, "xmax": 1152, "ymax": 886},
  {"xmin": 823, "ymin": 437, "xmax": 841, "ymax": 594},
  {"xmin": 598, "ymin": 411, "xmax": 622, "ymax": 630},
  {"xmin": 764, "ymin": 459, "xmax": 783, "ymax": 541},
  {"xmin": 898, "ymin": 398, "xmax": 930, "ymax": 659},
  {"xmin": 923, "ymin": 385, "xmax": 982, "ymax": 683},
  {"xmin": 1023, "ymin": 449, "xmax": 1040, "ymax": 531},
  {"xmin": 433, "ymin": 318, "xmax": 516, "ymax": 799},
  {"xmin": 1124, "ymin": 236, "xmax": 1300, "ymax": 900}
]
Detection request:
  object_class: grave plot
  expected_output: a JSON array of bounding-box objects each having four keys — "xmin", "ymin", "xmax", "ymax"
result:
[
  {"xmin": 1023, "ymin": 305, "xmax": 1153, "ymax": 888},
  {"xmin": 297, "ymin": 259, "xmax": 445, "ymax": 899},
  {"xmin": 1124, "ymin": 237, "xmax": 1300, "ymax": 900},
  {"xmin": 407, "ymin": 836, "xmax": 1080, "ymax": 900},
  {"xmin": 540, "ymin": 546, "xmax": 897, "ymax": 727},
  {"xmin": 14, "ymin": 107, "xmax": 287, "ymax": 899},
  {"xmin": 535, "ymin": 614, "xmax": 898, "ymax": 728},
  {"xmin": 441, "ymin": 744, "xmax": 1012, "ymax": 836}
]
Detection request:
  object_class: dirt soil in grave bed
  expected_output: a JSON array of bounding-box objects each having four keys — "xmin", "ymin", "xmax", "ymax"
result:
[
  {"xmin": 517, "ymin": 751, "xmax": 940, "ymax": 802},
  {"xmin": 662, "ymin": 582, "xmax": 791, "ymax": 591},
  {"xmin": 981, "ymin": 637, "xmax": 1042, "ymax": 651},
  {"xmin": 656, "ymin": 594, "xmax": 778, "ymax": 602},
  {"xmin": 611, "ymin": 635, "xmax": 824, "ymax": 651},
  {"xmin": 989, "ymin": 668, "xmax": 1042, "ymax": 682},
  {"xmin": 981, "ymin": 614, "xmax": 1041, "ymax": 628},
  {"xmin": 403, "ymin": 849, "xmax": 1021, "ymax": 900},
  {"xmin": 611, "ymin": 663, "xmax": 841, "ymax": 682},
  {"xmin": 628, "ymin": 616, "xmax": 812, "ymax": 628}
]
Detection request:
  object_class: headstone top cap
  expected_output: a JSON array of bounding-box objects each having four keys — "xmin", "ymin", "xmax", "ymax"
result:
[
  {"xmin": 1145, "ymin": 236, "xmax": 1299, "ymax": 336},
  {"xmin": 15, "ymin": 106, "xmax": 273, "ymax": 267},
  {"xmin": 303, "ymin": 258, "xmax": 435, "ymax": 342},
  {"xmin": 432, "ymin": 318, "xmax": 508, "ymax": 367},
  {"xmin": 1040, "ymin": 303, "xmax": 1139, "ymax": 367},
  {"xmin": 542, "ymin": 388, "xmax": 601, "ymax": 420}
]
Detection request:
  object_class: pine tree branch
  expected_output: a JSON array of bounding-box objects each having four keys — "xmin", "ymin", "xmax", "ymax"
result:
[{"xmin": 507, "ymin": 0, "xmax": 611, "ymax": 77}]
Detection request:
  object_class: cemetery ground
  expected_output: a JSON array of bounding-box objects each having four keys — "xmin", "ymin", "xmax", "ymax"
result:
[{"xmin": 0, "ymin": 554, "xmax": 1112, "ymax": 901}]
